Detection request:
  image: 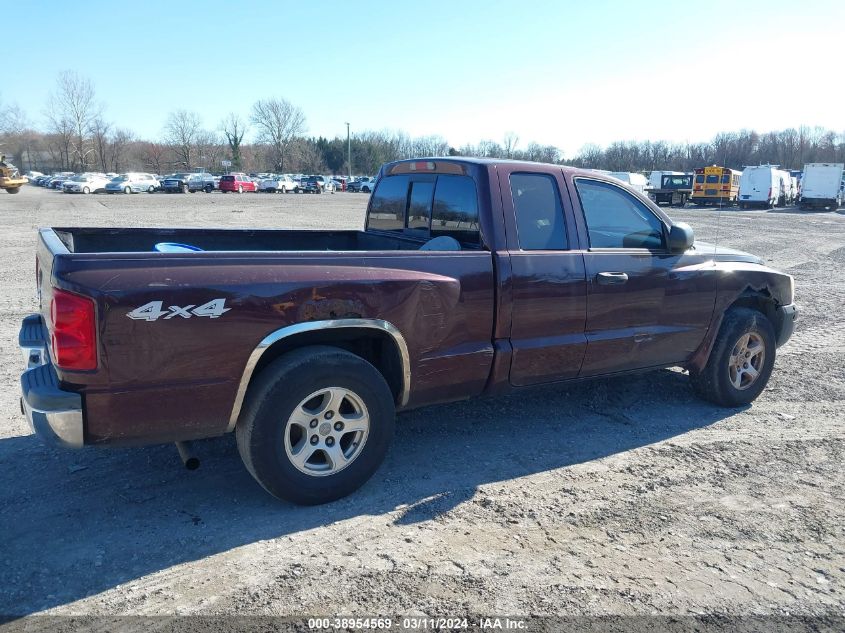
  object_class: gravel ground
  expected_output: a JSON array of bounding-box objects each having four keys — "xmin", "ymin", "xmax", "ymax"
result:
[{"xmin": 0, "ymin": 187, "xmax": 842, "ymax": 625}]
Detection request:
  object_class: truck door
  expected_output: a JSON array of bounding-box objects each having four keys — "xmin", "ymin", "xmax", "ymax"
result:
[
  {"xmin": 497, "ymin": 166, "xmax": 588, "ymax": 386},
  {"xmin": 568, "ymin": 176, "xmax": 715, "ymax": 375}
]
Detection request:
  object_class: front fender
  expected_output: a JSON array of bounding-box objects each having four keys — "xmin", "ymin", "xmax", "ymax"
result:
[{"xmin": 687, "ymin": 262, "xmax": 795, "ymax": 373}]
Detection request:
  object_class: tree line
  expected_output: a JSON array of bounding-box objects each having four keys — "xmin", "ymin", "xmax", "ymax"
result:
[{"xmin": 2, "ymin": 71, "xmax": 844, "ymax": 176}]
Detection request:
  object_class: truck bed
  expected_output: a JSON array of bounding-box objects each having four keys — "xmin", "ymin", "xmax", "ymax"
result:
[{"xmin": 51, "ymin": 227, "xmax": 478, "ymax": 254}]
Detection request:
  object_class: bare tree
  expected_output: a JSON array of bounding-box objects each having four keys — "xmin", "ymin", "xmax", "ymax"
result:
[
  {"xmin": 503, "ymin": 132, "xmax": 519, "ymax": 159},
  {"xmin": 164, "ymin": 110, "xmax": 202, "ymax": 169},
  {"xmin": 91, "ymin": 117, "xmax": 112, "ymax": 172},
  {"xmin": 46, "ymin": 71, "xmax": 100, "ymax": 171},
  {"xmin": 250, "ymin": 98, "xmax": 306, "ymax": 171},
  {"xmin": 0, "ymin": 98, "xmax": 28, "ymax": 136},
  {"xmin": 221, "ymin": 112, "xmax": 247, "ymax": 170},
  {"xmin": 139, "ymin": 141, "xmax": 168, "ymax": 174},
  {"xmin": 195, "ymin": 130, "xmax": 225, "ymax": 171}
]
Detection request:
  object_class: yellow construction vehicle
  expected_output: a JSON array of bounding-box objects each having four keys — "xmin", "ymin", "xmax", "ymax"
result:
[{"xmin": 0, "ymin": 155, "xmax": 27, "ymax": 194}]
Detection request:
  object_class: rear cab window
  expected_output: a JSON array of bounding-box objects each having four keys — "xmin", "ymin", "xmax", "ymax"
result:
[
  {"xmin": 367, "ymin": 173, "xmax": 480, "ymax": 247},
  {"xmin": 510, "ymin": 173, "xmax": 567, "ymax": 250}
]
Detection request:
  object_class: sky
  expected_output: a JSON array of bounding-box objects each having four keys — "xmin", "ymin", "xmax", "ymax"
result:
[{"xmin": 5, "ymin": 0, "xmax": 844, "ymax": 157}]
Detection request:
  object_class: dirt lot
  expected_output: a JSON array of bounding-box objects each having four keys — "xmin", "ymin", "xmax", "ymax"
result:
[{"xmin": 0, "ymin": 186, "xmax": 842, "ymax": 624}]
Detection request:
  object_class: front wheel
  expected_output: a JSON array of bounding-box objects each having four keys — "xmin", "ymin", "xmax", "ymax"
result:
[
  {"xmin": 238, "ymin": 185, "xmax": 243, "ymax": 194},
  {"xmin": 236, "ymin": 346, "xmax": 396, "ymax": 505},
  {"xmin": 82, "ymin": 186, "xmax": 90, "ymax": 194},
  {"xmin": 204, "ymin": 184, "xmax": 213, "ymax": 193},
  {"xmin": 690, "ymin": 307, "xmax": 776, "ymax": 407},
  {"xmin": 147, "ymin": 186, "xmax": 155, "ymax": 193},
  {"xmin": 6, "ymin": 187, "xmax": 20, "ymax": 194}
]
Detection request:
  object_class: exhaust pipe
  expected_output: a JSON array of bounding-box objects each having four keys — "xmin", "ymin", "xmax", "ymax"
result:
[{"xmin": 175, "ymin": 441, "xmax": 200, "ymax": 470}]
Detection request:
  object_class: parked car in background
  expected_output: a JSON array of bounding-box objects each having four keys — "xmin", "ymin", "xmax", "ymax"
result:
[
  {"xmin": 24, "ymin": 171, "xmax": 44, "ymax": 182},
  {"xmin": 48, "ymin": 174, "xmax": 73, "ymax": 189},
  {"xmin": 302, "ymin": 175, "xmax": 335, "ymax": 194},
  {"xmin": 162, "ymin": 172, "xmax": 216, "ymax": 193},
  {"xmin": 219, "ymin": 173, "xmax": 257, "ymax": 193},
  {"xmin": 62, "ymin": 174, "xmax": 111, "ymax": 194},
  {"xmin": 258, "ymin": 175, "xmax": 297, "ymax": 193},
  {"xmin": 105, "ymin": 173, "xmax": 160, "ymax": 194},
  {"xmin": 348, "ymin": 177, "xmax": 376, "ymax": 193}
]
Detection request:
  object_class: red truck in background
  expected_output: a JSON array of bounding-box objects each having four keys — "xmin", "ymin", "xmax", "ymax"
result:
[{"xmin": 19, "ymin": 158, "xmax": 797, "ymax": 504}]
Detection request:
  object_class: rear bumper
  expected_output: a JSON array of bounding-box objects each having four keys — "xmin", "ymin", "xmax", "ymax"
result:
[
  {"xmin": 18, "ymin": 315, "xmax": 84, "ymax": 448},
  {"xmin": 775, "ymin": 303, "xmax": 798, "ymax": 347}
]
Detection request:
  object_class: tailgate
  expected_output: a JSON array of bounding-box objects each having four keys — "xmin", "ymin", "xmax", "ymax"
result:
[{"xmin": 36, "ymin": 229, "xmax": 71, "ymax": 330}]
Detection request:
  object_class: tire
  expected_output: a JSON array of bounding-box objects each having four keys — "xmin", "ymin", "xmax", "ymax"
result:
[
  {"xmin": 6, "ymin": 187, "xmax": 19, "ymax": 194},
  {"xmin": 147, "ymin": 186, "xmax": 155, "ymax": 193},
  {"xmin": 689, "ymin": 307, "xmax": 776, "ymax": 407},
  {"xmin": 182, "ymin": 184, "xmax": 189, "ymax": 194},
  {"xmin": 236, "ymin": 346, "xmax": 396, "ymax": 505},
  {"xmin": 362, "ymin": 186, "xmax": 370, "ymax": 193},
  {"xmin": 204, "ymin": 184, "xmax": 213, "ymax": 193},
  {"xmin": 238, "ymin": 185, "xmax": 243, "ymax": 194},
  {"xmin": 294, "ymin": 187, "xmax": 300, "ymax": 194},
  {"xmin": 82, "ymin": 186, "xmax": 90, "ymax": 194}
]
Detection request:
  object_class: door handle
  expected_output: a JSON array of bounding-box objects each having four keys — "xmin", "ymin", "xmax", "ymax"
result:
[{"xmin": 596, "ymin": 271, "xmax": 629, "ymax": 285}]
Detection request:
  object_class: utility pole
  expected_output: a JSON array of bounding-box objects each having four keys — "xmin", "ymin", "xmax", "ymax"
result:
[{"xmin": 345, "ymin": 122, "xmax": 351, "ymax": 179}]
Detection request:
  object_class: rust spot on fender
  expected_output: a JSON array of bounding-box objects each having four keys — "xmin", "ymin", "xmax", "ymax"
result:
[{"xmin": 299, "ymin": 298, "xmax": 366, "ymax": 321}]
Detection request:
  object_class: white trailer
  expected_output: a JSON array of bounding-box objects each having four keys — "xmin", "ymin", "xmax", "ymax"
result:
[
  {"xmin": 738, "ymin": 165, "xmax": 793, "ymax": 209},
  {"xmin": 799, "ymin": 163, "xmax": 844, "ymax": 210}
]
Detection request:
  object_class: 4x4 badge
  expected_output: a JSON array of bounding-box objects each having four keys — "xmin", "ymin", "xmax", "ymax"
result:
[{"xmin": 127, "ymin": 299, "xmax": 230, "ymax": 321}]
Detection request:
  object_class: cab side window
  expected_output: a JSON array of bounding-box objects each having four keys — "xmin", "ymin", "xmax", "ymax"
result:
[
  {"xmin": 510, "ymin": 173, "xmax": 568, "ymax": 250},
  {"xmin": 575, "ymin": 179, "xmax": 665, "ymax": 250}
]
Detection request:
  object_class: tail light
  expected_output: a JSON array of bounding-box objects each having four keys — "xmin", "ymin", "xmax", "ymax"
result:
[{"xmin": 50, "ymin": 288, "xmax": 97, "ymax": 370}]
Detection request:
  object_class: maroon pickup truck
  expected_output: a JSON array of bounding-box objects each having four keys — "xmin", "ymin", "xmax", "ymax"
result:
[{"xmin": 19, "ymin": 158, "xmax": 797, "ymax": 504}]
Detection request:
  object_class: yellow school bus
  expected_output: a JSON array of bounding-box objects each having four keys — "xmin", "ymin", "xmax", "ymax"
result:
[{"xmin": 691, "ymin": 165, "xmax": 742, "ymax": 205}]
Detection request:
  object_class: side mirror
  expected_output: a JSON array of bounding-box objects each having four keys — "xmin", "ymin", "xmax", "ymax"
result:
[{"xmin": 668, "ymin": 222, "xmax": 694, "ymax": 253}]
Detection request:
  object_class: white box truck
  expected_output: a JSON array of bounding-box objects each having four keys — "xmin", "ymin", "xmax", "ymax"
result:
[
  {"xmin": 799, "ymin": 163, "xmax": 844, "ymax": 210},
  {"xmin": 738, "ymin": 165, "xmax": 794, "ymax": 209}
]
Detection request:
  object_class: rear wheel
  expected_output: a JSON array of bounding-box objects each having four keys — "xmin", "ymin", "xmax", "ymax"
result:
[
  {"xmin": 82, "ymin": 186, "xmax": 90, "ymax": 194},
  {"xmin": 147, "ymin": 185, "xmax": 155, "ymax": 193},
  {"xmin": 124, "ymin": 186, "xmax": 132, "ymax": 194},
  {"xmin": 236, "ymin": 346, "xmax": 396, "ymax": 505},
  {"xmin": 238, "ymin": 185, "xmax": 243, "ymax": 194},
  {"xmin": 6, "ymin": 187, "xmax": 19, "ymax": 194},
  {"xmin": 182, "ymin": 184, "xmax": 190, "ymax": 194},
  {"xmin": 689, "ymin": 307, "xmax": 776, "ymax": 407},
  {"xmin": 204, "ymin": 184, "xmax": 213, "ymax": 193}
]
